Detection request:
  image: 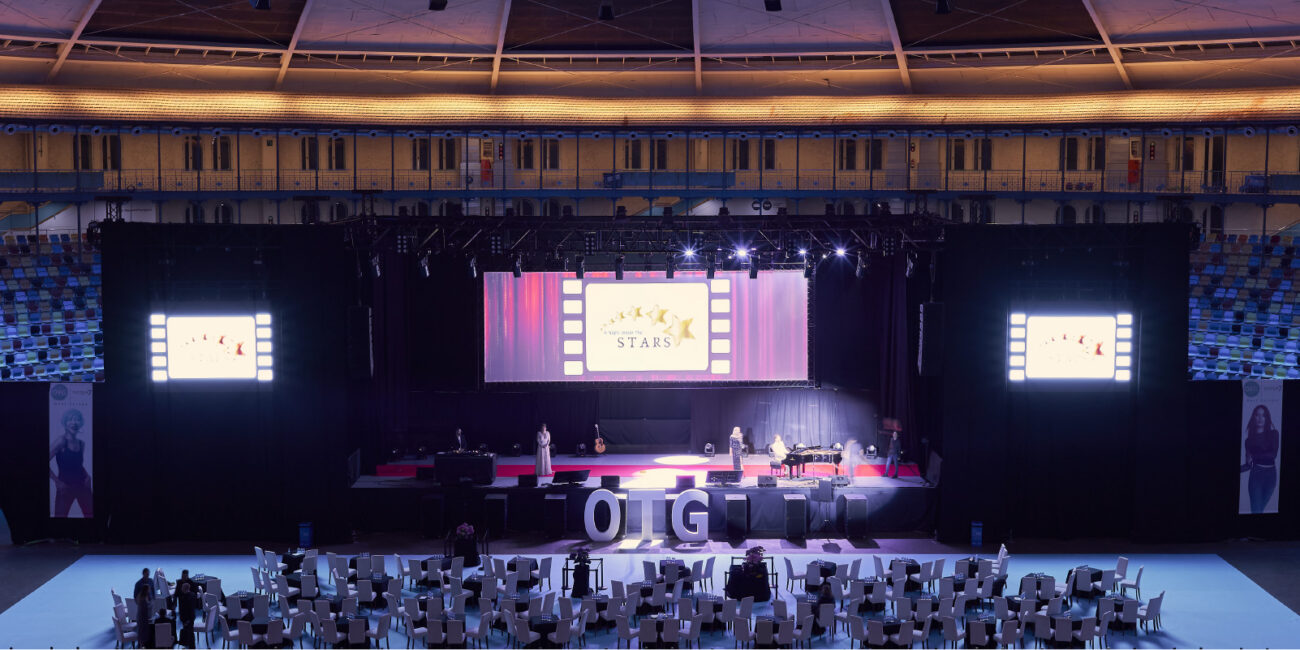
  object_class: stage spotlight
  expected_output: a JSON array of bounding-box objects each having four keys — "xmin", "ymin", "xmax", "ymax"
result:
[
  {"xmin": 684, "ymin": 247, "xmax": 696, "ymax": 258},
  {"xmin": 835, "ymin": 247, "xmax": 847, "ymax": 257},
  {"xmin": 489, "ymin": 234, "xmax": 504, "ymax": 255},
  {"xmin": 370, "ymin": 254, "xmax": 382, "ymax": 277},
  {"xmin": 418, "ymin": 252, "xmax": 431, "ymax": 278},
  {"xmin": 856, "ymin": 251, "xmax": 867, "ymax": 279},
  {"xmin": 598, "ymin": 0, "xmax": 615, "ymax": 20},
  {"xmin": 615, "ymin": 254, "xmax": 625, "ymax": 280},
  {"xmin": 706, "ymin": 253, "xmax": 717, "ymax": 279},
  {"xmin": 249, "ymin": 0, "xmax": 270, "ymax": 9},
  {"xmin": 512, "ymin": 253, "xmax": 522, "ymax": 278},
  {"xmin": 703, "ymin": 442, "xmax": 715, "ymax": 457},
  {"xmin": 936, "ymin": 0, "xmax": 952, "ymax": 14},
  {"xmin": 429, "ymin": 0, "xmax": 448, "ymax": 9},
  {"xmin": 584, "ymin": 232, "xmax": 599, "ymax": 255},
  {"xmin": 575, "ymin": 255, "xmax": 585, "ymax": 279},
  {"xmin": 905, "ymin": 252, "xmax": 916, "ymax": 278},
  {"xmin": 735, "ymin": 247, "xmax": 749, "ymax": 259},
  {"xmin": 468, "ymin": 255, "xmax": 478, "ymax": 279},
  {"xmin": 798, "ymin": 248, "xmax": 808, "ymax": 256},
  {"xmin": 665, "ymin": 253, "xmax": 677, "ymax": 279}
]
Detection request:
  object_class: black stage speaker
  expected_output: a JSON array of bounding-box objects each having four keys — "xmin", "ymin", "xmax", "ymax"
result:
[
  {"xmin": 415, "ymin": 466, "xmax": 437, "ymax": 480},
  {"xmin": 346, "ymin": 305, "xmax": 374, "ymax": 379},
  {"xmin": 543, "ymin": 494, "xmax": 567, "ymax": 537},
  {"xmin": 675, "ymin": 475, "xmax": 696, "ymax": 490},
  {"xmin": 725, "ymin": 495, "xmax": 748, "ymax": 538},
  {"xmin": 757, "ymin": 475, "xmax": 777, "ymax": 487},
  {"xmin": 918, "ymin": 302, "xmax": 944, "ymax": 376},
  {"xmin": 601, "ymin": 475, "xmax": 621, "ymax": 489},
  {"xmin": 552, "ymin": 470, "xmax": 591, "ymax": 485},
  {"xmin": 518, "ymin": 474, "xmax": 538, "ymax": 488},
  {"xmin": 784, "ymin": 494, "xmax": 807, "ymax": 539},
  {"xmin": 844, "ymin": 494, "xmax": 869, "ymax": 537}
]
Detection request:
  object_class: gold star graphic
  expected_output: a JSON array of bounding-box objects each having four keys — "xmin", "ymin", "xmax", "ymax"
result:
[
  {"xmin": 665, "ymin": 316, "xmax": 695, "ymax": 346},
  {"xmin": 650, "ymin": 307, "xmax": 669, "ymax": 325}
]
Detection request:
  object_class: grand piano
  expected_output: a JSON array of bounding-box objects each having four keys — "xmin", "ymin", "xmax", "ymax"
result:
[{"xmin": 781, "ymin": 445, "xmax": 843, "ymax": 477}]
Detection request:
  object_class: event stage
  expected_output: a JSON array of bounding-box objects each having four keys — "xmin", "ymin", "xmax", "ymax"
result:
[{"xmin": 354, "ymin": 453, "xmax": 933, "ymax": 538}]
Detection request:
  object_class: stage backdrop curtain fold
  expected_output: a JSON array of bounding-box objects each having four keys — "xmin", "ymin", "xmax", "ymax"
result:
[
  {"xmin": 689, "ymin": 388, "xmax": 877, "ymax": 453},
  {"xmin": 877, "ymin": 252, "xmax": 918, "ymax": 461}
]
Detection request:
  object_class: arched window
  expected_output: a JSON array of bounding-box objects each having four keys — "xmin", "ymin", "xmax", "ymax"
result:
[
  {"xmin": 515, "ymin": 200, "xmax": 536, "ymax": 217},
  {"xmin": 300, "ymin": 201, "xmax": 320, "ymax": 225},
  {"xmin": 1057, "ymin": 205, "xmax": 1077, "ymax": 225},
  {"xmin": 184, "ymin": 203, "xmax": 204, "ymax": 224},
  {"xmin": 1207, "ymin": 205, "xmax": 1225, "ymax": 234},
  {"xmin": 331, "ymin": 202, "xmax": 349, "ymax": 222},
  {"xmin": 214, "ymin": 203, "xmax": 234, "ymax": 224},
  {"xmin": 1087, "ymin": 205, "xmax": 1105, "ymax": 224}
]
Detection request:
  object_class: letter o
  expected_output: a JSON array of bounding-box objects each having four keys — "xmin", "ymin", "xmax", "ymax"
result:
[
  {"xmin": 584, "ymin": 489, "xmax": 620, "ymax": 542},
  {"xmin": 671, "ymin": 489, "xmax": 709, "ymax": 542}
]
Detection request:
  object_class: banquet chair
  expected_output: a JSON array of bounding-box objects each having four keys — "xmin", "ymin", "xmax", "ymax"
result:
[
  {"xmin": 661, "ymin": 617, "xmax": 681, "ymax": 648},
  {"xmin": 302, "ymin": 553, "xmax": 318, "ymax": 577},
  {"xmin": 1052, "ymin": 616, "xmax": 1073, "ymax": 646},
  {"xmin": 977, "ymin": 577, "xmax": 996, "ymax": 610},
  {"xmin": 249, "ymin": 566, "xmax": 265, "ymax": 596},
  {"xmin": 301, "ymin": 574, "xmax": 320, "ymax": 600},
  {"xmin": 1054, "ymin": 572, "xmax": 1074, "ymax": 603},
  {"xmin": 534, "ymin": 556, "xmax": 553, "ymax": 589},
  {"xmin": 891, "ymin": 619, "xmax": 915, "ymax": 648},
  {"xmin": 1097, "ymin": 610, "xmax": 1114, "ymax": 646},
  {"xmin": 889, "ymin": 562, "xmax": 908, "ymax": 597},
  {"xmin": 665, "ymin": 563, "xmax": 681, "ymax": 586},
  {"xmin": 276, "ymin": 574, "xmax": 301, "ymax": 603},
  {"xmin": 372, "ymin": 555, "xmax": 387, "ymax": 577},
  {"xmin": 318, "ymin": 619, "xmax": 346, "ymax": 648},
  {"xmin": 846, "ymin": 615, "xmax": 867, "ymax": 648},
  {"xmin": 895, "ymin": 596, "xmax": 913, "ymax": 622},
  {"xmin": 848, "ymin": 558, "xmax": 862, "ymax": 582},
  {"xmin": 112, "ymin": 616, "xmax": 138, "ymax": 649},
  {"xmin": 253, "ymin": 594, "xmax": 270, "ymax": 620},
  {"xmin": 283, "ymin": 613, "xmax": 308, "ymax": 648},
  {"xmin": 835, "ymin": 563, "xmax": 850, "ymax": 586},
  {"xmin": 1073, "ymin": 616, "xmax": 1098, "ymax": 648},
  {"xmin": 1119, "ymin": 598, "xmax": 1141, "ymax": 633},
  {"xmin": 1037, "ymin": 576, "xmax": 1056, "ymax": 602},
  {"xmin": 996, "ymin": 556, "xmax": 1010, "ymax": 580},
  {"xmin": 717, "ymin": 598, "xmax": 740, "ymax": 632},
  {"xmin": 643, "ymin": 560, "xmax": 658, "ymax": 582},
  {"xmin": 914, "ymin": 596, "xmax": 935, "ymax": 623},
  {"xmin": 940, "ymin": 616, "xmax": 965, "ymax": 649},
  {"xmin": 873, "ymin": 555, "xmax": 886, "ymax": 580},
  {"xmin": 638, "ymin": 620, "xmax": 660, "ymax": 648},
  {"xmin": 111, "ymin": 588, "xmax": 125, "ymax": 610},
  {"xmin": 995, "ymin": 619, "xmax": 1022, "ymax": 649},
  {"xmin": 467, "ymin": 611, "xmax": 493, "ymax": 648},
  {"xmin": 689, "ymin": 560, "xmax": 704, "ymax": 593},
  {"xmin": 784, "ymin": 557, "xmax": 806, "ymax": 592},
  {"xmin": 264, "ymin": 549, "xmax": 288, "ymax": 574},
  {"xmin": 1093, "ymin": 569, "xmax": 1116, "ymax": 595},
  {"xmin": 216, "ymin": 614, "xmax": 239, "ymax": 649},
  {"xmin": 805, "ymin": 561, "xmax": 823, "ymax": 590},
  {"xmin": 427, "ymin": 618, "xmax": 446, "ymax": 647},
  {"xmin": 404, "ymin": 613, "xmax": 429, "ymax": 649},
  {"xmin": 681, "ymin": 615, "xmax": 705, "ymax": 648},
  {"xmin": 931, "ymin": 558, "xmax": 946, "ymax": 590},
  {"xmin": 954, "ymin": 558, "xmax": 971, "ymax": 579},
  {"xmin": 225, "ymin": 595, "xmax": 247, "ymax": 621},
  {"xmin": 912, "ymin": 614, "xmax": 934, "ymax": 647},
  {"xmin": 314, "ymin": 598, "xmax": 335, "ymax": 622},
  {"xmin": 560, "ymin": 596, "xmax": 575, "ymax": 620},
  {"xmin": 264, "ymin": 619, "xmax": 284, "ymax": 648},
  {"xmin": 367, "ymin": 613, "xmax": 392, "ymax": 648},
  {"xmin": 614, "ymin": 615, "xmax": 640, "ymax": 648},
  {"xmin": 866, "ymin": 618, "xmax": 888, "ymax": 648},
  {"xmin": 494, "ymin": 557, "xmax": 509, "ymax": 583},
  {"xmin": 754, "ymin": 617, "xmax": 775, "ymax": 647},
  {"xmin": 917, "ymin": 560, "xmax": 933, "ymax": 589},
  {"xmin": 112, "ymin": 603, "xmax": 136, "ymax": 631},
  {"xmin": 703, "ymin": 556, "xmax": 717, "ymax": 592},
  {"xmin": 481, "ymin": 576, "xmax": 500, "ymax": 602},
  {"xmin": 442, "ymin": 556, "xmax": 465, "ymax": 585},
  {"xmin": 867, "ymin": 581, "xmax": 889, "ymax": 613},
  {"xmin": 649, "ymin": 581, "xmax": 668, "ymax": 614},
  {"xmin": 1019, "ymin": 576, "xmax": 1037, "ymax": 598},
  {"xmin": 1138, "ymin": 591, "xmax": 1165, "ymax": 631},
  {"xmin": 446, "ymin": 593, "xmax": 471, "ymax": 621},
  {"xmin": 817, "ymin": 603, "xmax": 837, "ymax": 639},
  {"xmin": 1038, "ymin": 596, "xmax": 1063, "ymax": 618},
  {"xmin": 155, "ymin": 622, "xmax": 175, "ymax": 649},
  {"xmin": 549, "ymin": 618, "xmax": 573, "ymax": 647},
  {"xmin": 347, "ymin": 618, "xmax": 366, "ymax": 647},
  {"xmin": 237, "ymin": 620, "xmax": 262, "ymax": 649},
  {"xmin": 994, "ymin": 596, "xmax": 1016, "ymax": 623},
  {"xmin": 341, "ymin": 597, "xmax": 359, "ymax": 618},
  {"xmin": 1027, "ymin": 612, "xmax": 1050, "ymax": 645},
  {"xmin": 1118, "ymin": 566, "xmax": 1144, "ymax": 600},
  {"xmin": 1114, "ymin": 556, "xmax": 1129, "ymax": 583},
  {"xmin": 666, "ymin": 579, "xmax": 685, "ymax": 613},
  {"xmin": 733, "ymin": 617, "xmax": 756, "ymax": 648},
  {"xmin": 600, "ymin": 597, "xmax": 625, "ymax": 627},
  {"xmin": 968, "ymin": 618, "xmax": 991, "ymax": 648},
  {"xmin": 977, "ymin": 559, "xmax": 994, "ymax": 579},
  {"xmin": 356, "ymin": 556, "xmax": 373, "ymax": 578},
  {"xmin": 612, "ymin": 580, "xmax": 626, "ymax": 599},
  {"xmin": 543, "ymin": 590, "xmax": 557, "ymax": 617},
  {"xmin": 333, "ymin": 570, "xmax": 357, "ymax": 598},
  {"xmin": 792, "ymin": 615, "xmax": 815, "ymax": 647}
]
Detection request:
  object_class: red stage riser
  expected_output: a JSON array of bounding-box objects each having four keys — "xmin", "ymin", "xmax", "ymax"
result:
[{"xmin": 375, "ymin": 461, "xmax": 919, "ymax": 479}]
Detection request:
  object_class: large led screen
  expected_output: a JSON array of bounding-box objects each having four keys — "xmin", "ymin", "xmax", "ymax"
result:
[
  {"xmin": 484, "ymin": 271, "xmax": 808, "ymax": 383},
  {"xmin": 149, "ymin": 313, "xmax": 273, "ymax": 381},
  {"xmin": 1008, "ymin": 312, "xmax": 1133, "ymax": 382}
]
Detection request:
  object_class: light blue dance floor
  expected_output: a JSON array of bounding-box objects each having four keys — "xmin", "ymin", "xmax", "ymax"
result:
[{"xmin": 1, "ymin": 551, "xmax": 1296, "ymax": 648}]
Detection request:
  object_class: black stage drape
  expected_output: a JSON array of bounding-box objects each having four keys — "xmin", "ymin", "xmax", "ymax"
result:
[{"xmin": 688, "ymin": 388, "xmax": 877, "ymax": 452}]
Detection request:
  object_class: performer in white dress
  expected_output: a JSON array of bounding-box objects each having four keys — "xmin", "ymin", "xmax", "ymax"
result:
[
  {"xmin": 843, "ymin": 439, "xmax": 864, "ymax": 485},
  {"xmin": 536, "ymin": 423, "xmax": 553, "ymax": 476},
  {"xmin": 771, "ymin": 434, "xmax": 790, "ymax": 478}
]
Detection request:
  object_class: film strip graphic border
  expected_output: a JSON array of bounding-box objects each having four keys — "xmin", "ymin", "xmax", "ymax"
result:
[{"xmin": 559, "ymin": 277, "xmax": 733, "ymax": 378}]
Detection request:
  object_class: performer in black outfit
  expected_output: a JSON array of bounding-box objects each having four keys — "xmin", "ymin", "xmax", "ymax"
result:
[{"xmin": 452, "ymin": 428, "xmax": 469, "ymax": 452}]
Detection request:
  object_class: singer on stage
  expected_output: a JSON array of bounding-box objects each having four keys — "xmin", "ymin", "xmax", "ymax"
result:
[{"xmin": 729, "ymin": 426, "xmax": 745, "ymax": 471}]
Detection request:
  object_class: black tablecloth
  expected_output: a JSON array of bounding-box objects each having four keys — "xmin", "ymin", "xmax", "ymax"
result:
[
  {"xmin": 724, "ymin": 566, "xmax": 771, "ymax": 603},
  {"xmin": 281, "ymin": 552, "xmax": 305, "ymax": 575}
]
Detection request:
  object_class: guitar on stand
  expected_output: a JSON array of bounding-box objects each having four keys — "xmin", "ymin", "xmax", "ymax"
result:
[{"xmin": 593, "ymin": 424, "xmax": 607, "ymax": 455}]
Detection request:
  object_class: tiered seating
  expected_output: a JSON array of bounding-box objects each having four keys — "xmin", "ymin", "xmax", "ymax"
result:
[
  {"xmin": 1, "ymin": 232, "xmax": 104, "ymax": 382},
  {"xmin": 1188, "ymin": 233, "xmax": 1300, "ymax": 380}
]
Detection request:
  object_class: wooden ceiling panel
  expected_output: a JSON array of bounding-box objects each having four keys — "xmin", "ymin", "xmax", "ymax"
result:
[
  {"xmin": 503, "ymin": 0, "xmax": 694, "ymax": 52},
  {"xmin": 890, "ymin": 0, "xmax": 1101, "ymax": 48},
  {"xmin": 83, "ymin": 0, "xmax": 309, "ymax": 47}
]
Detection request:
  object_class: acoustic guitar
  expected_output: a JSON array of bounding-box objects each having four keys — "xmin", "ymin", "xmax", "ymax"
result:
[{"xmin": 593, "ymin": 424, "xmax": 607, "ymax": 454}]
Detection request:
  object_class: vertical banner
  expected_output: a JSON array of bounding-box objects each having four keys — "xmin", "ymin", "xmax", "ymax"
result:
[
  {"xmin": 1240, "ymin": 380, "xmax": 1282, "ymax": 515},
  {"xmin": 48, "ymin": 383, "xmax": 93, "ymax": 518}
]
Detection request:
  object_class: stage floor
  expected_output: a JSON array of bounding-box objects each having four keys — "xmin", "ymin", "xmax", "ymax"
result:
[
  {"xmin": 372, "ymin": 451, "xmax": 922, "ymax": 486},
  {"xmin": 3, "ymin": 549, "xmax": 1297, "ymax": 649}
]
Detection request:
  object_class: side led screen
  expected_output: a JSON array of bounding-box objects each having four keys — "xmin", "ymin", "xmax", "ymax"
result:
[
  {"xmin": 150, "ymin": 313, "xmax": 273, "ymax": 382},
  {"xmin": 1008, "ymin": 312, "xmax": 1133, "ymax": 382}
]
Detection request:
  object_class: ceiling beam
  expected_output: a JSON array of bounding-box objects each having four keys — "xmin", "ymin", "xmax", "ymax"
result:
[
  {"xmin": 1079, "ymin": 0, "xmax": 1133, "ymax": 90},
  {"xmin": 45, "ymin": 0, "xmax": 102, "ymax": 83},
  {"xmin": 877, "ymin": 0, "xmax": 911, "ymax": 93},
  {"xmin": 691, "ymin": 0, "xmax": 702, "ymax": 94},
  {"xmin": 274, "ymin": 0, "xmax": 316, "ymax": 90},
  {"xmin": 489, "ymin": 0, "xmax": 513, "ymax": 92}
]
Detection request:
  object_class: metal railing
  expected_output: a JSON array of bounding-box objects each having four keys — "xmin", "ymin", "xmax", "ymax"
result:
[{"xmin": 1, "ymin": 168, "xmax": 1298, "ymax": 197}]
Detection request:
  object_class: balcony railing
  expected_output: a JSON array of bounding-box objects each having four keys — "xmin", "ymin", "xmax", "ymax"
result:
[{"xmin": 0, "ymin": 168, "xmax": 1296, "ymax": 197}]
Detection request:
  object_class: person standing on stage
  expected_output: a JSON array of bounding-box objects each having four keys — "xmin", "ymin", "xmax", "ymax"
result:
[
  {"xmin": 729, "ymin": 426, "xmax": 745, "ymax": 472},
  {"xmin": 453, "ymin": 428, "xmax": 469, "ymax": 452},
  {"xmin": 843, "ymin": 439, "xmax": 864, "ymax": 485},
  {"xmin": 884, "ymin": 430, "xmax": 901, "ymax": 479},
  {"xmin": 536, "ymin": 423, "xmax": 553, "ymax": 476}
]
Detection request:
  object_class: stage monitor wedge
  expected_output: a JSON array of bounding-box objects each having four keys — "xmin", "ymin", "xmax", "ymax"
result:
[
  {"xmin": 706, "ymin": 470, "xmax": 743, "ymax": 486},
  {"xmin": 551, "ymin": 470, "xmax": 591, "ymax": 485}
]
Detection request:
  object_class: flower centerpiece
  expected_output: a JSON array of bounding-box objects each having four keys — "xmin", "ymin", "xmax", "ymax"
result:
[
  {"xmin": 456, "ymin": 523, "xmax": 475, "ymax": 539},
  {"xmin": 726, "ymin": 545, "xmax": 772, "ymax": 602},
  {"xmin": 743, "ymin": 546, "xmax": 765, "ymax": 571},
  {"xmin": 452, "ymin": 522, "xmax": 481, "ymax": 568}
]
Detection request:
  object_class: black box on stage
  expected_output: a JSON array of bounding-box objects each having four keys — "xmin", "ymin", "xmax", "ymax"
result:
[
  {"xmin": 725, "ymin": 495, "xmax": 748, "ymax": 538},
  {"xmin": 784, "ymin": 494, "xmax": 807, "ymax": 539},
  {"xmin": 552, "ymin": 470, "xmax": 591, "ymax": 485},
  {"xmin": 844, "ymin": 494, "xmax": 869, "ymax": 537},
  {"xmin": 706, "ymin": 470, "xmax": 743, "ymax": 486},
  {"xmin": 675, "ymin": 475, "xmax": 696, "ymax": 490},
  {"xmin": 415, "ymin": 466, "xmax": 437, "ymax": 480},
  {"xmin": 830, "ymin": 475, "xmax": 851, "ymax": 487},
  {"xmin": 543, "ymin": 494, "xmax": 567, "ymax": 537},
  {"xmin": 518, "ymin": 474, "xmax": 538, "ymax": 488},
  {"xmin": 918, "ymin": 302, "xmax": 944, "ymax": 377},
  {"xmin": 757, "ymin": 475, "xmax": 777, "ymax": 488},
  {"xmin": 601, "ymin": 475, "xmax": 621, "ymax": 489}
]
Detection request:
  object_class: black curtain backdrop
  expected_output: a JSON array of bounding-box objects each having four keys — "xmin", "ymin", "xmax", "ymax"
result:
[{"xmin": 688, "ymin": 387, "xmax": 878, "ymax": 452}]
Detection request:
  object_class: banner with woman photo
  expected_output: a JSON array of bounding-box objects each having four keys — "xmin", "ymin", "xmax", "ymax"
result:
[
  {"xmin": 49, "ymin": 383, "xmax": 93, "ymax": 518},
  {"xmin": 1240, "ymin": 380, "xmax": 1282, "ymax": 515}
]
